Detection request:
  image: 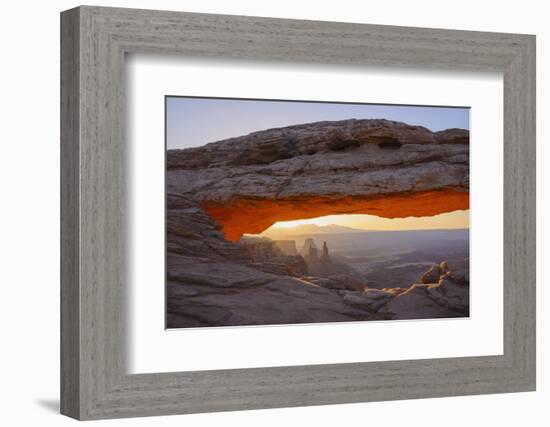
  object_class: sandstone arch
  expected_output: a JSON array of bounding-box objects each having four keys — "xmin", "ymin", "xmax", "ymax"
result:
[
  {"xmin": 203, "ymin": 190, "xmax": 468, "ymax": 242},
  {"xmin": 166, "ymin": 119, "xmax": 469, "ymax": 328},
  {"xmin": 167, "ymin": 119, "xmax": 469, "ymax": 242}
]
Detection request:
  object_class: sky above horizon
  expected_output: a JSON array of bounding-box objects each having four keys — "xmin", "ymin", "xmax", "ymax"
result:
[{"xmin": 166, "ymin": 97, "xmax": 469, "ymax": 149}]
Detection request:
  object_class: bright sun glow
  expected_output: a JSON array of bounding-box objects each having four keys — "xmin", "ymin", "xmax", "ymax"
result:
[{"xmin": 266, "ymin": 210, "xmax": 469, "ymax": 232}]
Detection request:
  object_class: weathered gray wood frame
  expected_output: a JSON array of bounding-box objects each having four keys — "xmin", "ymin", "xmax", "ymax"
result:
[{"xmin": 60, "ymin": 5, "xmax": 536, "ymax": 420}]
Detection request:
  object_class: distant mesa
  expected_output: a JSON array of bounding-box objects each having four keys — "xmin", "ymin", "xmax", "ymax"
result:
[
  {"xmin": 305, "ymin": 242, "xmax": 319, "ymax": 263},
  {"xmin": 238, "ymin": 235, "xmax": 308, "ymax": 277},
  {"xmin": 302, "ymin": 238, "xmax": 330, "ymax": 263},
  {"xmin": 299, "ymin": 238, "xmax": 363, "ymax": 289},
  {"xmin": 301, "ymin": 238, "xmax": 318, "ymax": 256},
  {"xmin": 274, "ymin": 240, "xmax": 299, "ymax": 256}
]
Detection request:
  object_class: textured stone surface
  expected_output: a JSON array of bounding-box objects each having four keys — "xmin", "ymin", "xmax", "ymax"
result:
[
  {"xmin": 167, "ymin": 119, "xmax": 469, "ymax": 241},
  {"xmin": 167, "ymin": 252, "xmax": 470, "ymax": 327},
  {"xmin": 239, "ymin": 236, "xmax": 308, "ymax": 277},
  {"xmin": 421, "ymin": 264, "xmax": 442, "ymax": 284},
  {"xmin": 166, "ymin": 119, "xmax": 470, "ymax": 328}
]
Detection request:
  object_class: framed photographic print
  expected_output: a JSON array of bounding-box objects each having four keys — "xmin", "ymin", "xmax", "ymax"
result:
[
  {"xmin": 61, "ymin": 5, "xmax": 536, "ymax": 420},
  {"xmin": 165, "ymin": 97, "xmax": 471, "ymax": 329}
]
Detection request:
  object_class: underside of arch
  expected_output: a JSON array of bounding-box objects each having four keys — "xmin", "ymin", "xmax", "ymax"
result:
[{"xmin": 203, "ymin": 188, "xmax": 469, "ymax": 242}]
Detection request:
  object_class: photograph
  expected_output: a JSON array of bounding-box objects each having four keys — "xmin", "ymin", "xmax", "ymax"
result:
[{"xmin": 165, "ymin": 97, "xmax": 470, "ymax": 329}]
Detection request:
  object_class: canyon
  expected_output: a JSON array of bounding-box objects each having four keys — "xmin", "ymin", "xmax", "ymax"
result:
[{"xmin": 166, "ymin": 119, "xmax": 469, "ymax": 328}]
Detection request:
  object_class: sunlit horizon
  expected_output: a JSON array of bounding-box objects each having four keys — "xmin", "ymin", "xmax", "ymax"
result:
[{"xmin": 262, "ymin": 210, "xmax": 469, "ymax": 233}]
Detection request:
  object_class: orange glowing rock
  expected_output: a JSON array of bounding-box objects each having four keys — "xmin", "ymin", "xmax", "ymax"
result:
[{"xmin": 203, "ymin": 189, "xmax": 469, "ymax": 242}]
